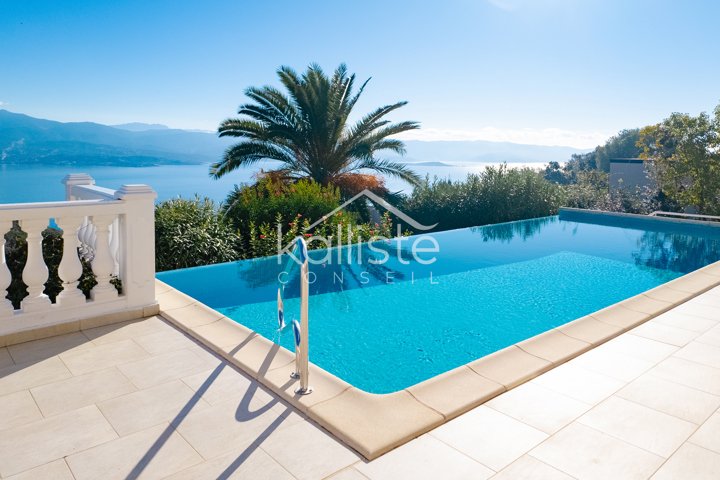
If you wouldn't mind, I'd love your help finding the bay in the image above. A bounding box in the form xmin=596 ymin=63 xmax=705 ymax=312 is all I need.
xmin=0 ymin=161 xmax=544 ymax=204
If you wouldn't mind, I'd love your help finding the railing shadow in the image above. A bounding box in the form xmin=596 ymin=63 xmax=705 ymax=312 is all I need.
xmin=0 ymin=318 xmax=298 ymax=480
xmin=125 ymin=331 xmax=298 ymax=480
xmin=213 ymin=342 xmax=300 ymax=478
xmin=217 ymin=406 xmax=293 ymax=480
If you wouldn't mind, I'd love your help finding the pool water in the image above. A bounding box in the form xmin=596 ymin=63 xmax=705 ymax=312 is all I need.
xmin=158 ymin=211 xmax=720 ymax=393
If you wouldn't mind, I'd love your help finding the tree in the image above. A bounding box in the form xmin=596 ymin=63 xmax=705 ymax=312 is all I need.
xmin=566 ymin=129 xmax=641 ymax=172
xmin=211 ymin=64 xmax=421 ymax=195
xmin=638 ymin=105 xmax=720 ymax=214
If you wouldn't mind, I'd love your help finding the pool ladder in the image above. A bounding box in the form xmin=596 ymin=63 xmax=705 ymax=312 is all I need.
xmin=287 ymin=237 xmax=312 ymax=395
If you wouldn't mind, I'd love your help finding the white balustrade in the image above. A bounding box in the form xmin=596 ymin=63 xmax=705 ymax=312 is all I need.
xmin=90 ymin=214 xmax=118 ymax=301
xmin=55 ymin=216 xmax=86 ymax=307
xmin=0 ymin=220 xmax=13 ymax=317
xmin=0 ymin=174 xmax=158 ymax=336
xmin=110 ymin=217 xmax=120 ymax=276
xmin=20 ymin=219 xmax=52 ymax=312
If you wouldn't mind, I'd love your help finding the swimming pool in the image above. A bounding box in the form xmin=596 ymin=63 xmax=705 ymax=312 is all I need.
xmin=158 ymin=210 xmax=720 ymax=393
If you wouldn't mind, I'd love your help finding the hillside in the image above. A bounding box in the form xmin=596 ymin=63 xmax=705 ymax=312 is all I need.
xmin=0 ymin=110 xmax=231 ymax=166
xmin=0 ymin=110 xmax=589 ymax=168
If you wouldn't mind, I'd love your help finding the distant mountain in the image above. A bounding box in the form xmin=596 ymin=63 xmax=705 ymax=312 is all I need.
xmin=0 ymin=110 xmax=231 ymax=166
xmin=111 ymin=122 xmax=171 ymax=132
xmin=395 ymin=140 xmax=588 ymax=165
xmin=0 ymin=110 xmax=590 ymax=168
xmin=408 ymin=161 xmax=453 ymax=167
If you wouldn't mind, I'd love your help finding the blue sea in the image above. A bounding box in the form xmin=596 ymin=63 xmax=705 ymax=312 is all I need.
xmin=0 ymin=161 xmax=543 ymax=204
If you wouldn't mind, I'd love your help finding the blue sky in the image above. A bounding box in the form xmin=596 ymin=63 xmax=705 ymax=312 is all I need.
xmin=1 ymin=0 xmax=719 ymax=148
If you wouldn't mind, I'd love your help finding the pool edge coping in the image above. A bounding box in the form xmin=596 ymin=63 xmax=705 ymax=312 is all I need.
xmin=156 ymin=259 xmax=720 ymax=460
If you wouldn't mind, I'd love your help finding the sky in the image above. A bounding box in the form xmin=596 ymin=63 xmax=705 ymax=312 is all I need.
xmin=1 ymin=0 xmax=719 ymax=149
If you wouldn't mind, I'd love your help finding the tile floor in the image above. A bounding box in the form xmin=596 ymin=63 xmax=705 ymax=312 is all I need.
xmin=1 ymin=286 xmax=720 ymax=479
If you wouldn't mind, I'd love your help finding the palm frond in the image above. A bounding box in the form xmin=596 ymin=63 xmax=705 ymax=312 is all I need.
xmin=215 ymin=63 xmax=421 ymax=191
xmin=349 ymin=158 xmax=422 ymax=186
xmin=210 ymin=142 xmax=295 ymax=179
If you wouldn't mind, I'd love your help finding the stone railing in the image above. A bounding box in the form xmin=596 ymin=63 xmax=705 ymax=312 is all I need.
xmin=0 ymin=174 xmax=157 ymax=338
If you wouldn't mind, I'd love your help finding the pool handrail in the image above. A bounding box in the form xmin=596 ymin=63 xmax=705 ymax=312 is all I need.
xmin=291 ymin=237 xmax=313 ymax=395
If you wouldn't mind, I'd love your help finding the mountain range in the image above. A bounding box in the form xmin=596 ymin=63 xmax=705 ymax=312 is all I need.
xmin=0 ymin=110 xmax=588 ymax=167
xmin=0 ymin=110 xmax=232 ymax=166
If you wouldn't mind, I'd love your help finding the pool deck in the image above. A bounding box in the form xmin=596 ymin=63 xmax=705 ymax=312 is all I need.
xmin=0 ymin=287 xmax=719 ymax=478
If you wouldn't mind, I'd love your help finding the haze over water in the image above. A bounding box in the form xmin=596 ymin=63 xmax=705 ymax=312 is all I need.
xmin=0 ymin=161 xmax=544 ymax=204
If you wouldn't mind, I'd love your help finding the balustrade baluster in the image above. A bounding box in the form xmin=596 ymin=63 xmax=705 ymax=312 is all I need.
xmin=90 ymin=215 xmax=118 ymax=301
xmin=0 ymin=221 xmax=14 ymax=316
xmin=20 ymin=219 xmax=51 ymax=312
xmin=110 ymin=217 xmax=120 ymax=276
xmin=55 ymin=216 xmax=86 ymax=307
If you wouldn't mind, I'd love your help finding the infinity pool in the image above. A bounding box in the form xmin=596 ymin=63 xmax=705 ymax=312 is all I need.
xmin=158 ymin=210 xmax=720 ymax=393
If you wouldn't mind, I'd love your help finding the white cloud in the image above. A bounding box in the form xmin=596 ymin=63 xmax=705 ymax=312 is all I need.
xmin=0 ymin=101 xmax=5 ymax=107
xmin=396 ymin=127 xmax=610 ymax=149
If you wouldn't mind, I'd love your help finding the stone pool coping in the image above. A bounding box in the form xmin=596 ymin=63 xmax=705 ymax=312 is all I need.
xmin=157 ymin=258 xmax=720 ymax=460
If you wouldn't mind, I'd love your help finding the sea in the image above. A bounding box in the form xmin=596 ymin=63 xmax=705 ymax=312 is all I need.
xmin=0 ymin=161 xmax=545 ymax=204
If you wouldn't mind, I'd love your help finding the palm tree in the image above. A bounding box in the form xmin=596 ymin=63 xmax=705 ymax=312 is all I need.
xmin=211 ymin=63 xmax=421 ymax=193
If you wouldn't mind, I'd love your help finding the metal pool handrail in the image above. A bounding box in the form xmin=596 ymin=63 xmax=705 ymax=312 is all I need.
xmin=284 ymin=237 xmax=312 ymax=395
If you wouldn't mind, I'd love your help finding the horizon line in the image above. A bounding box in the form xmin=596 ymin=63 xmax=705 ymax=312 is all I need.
xmin=1 ymin=107 xmax=603 ymax=150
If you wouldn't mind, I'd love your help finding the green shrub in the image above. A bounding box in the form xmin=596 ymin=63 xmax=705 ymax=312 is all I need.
xmin=222 ymin=178 xmax=341 ymax=231
xmin=245 ymin=210 xmax=396 ymax=258
xmin=400 ymin=165 xmax=564 ymax=232
xmin=155 ymin=197 xmax=244 ymax=271
xmin=562 ymin=170 xmax=665 ymax=214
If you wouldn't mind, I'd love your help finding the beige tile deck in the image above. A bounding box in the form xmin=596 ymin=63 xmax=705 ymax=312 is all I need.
xmin=0 ymin=390 xmax=43 ymax=431
xmin=430 ymin=406 xmax=548 ymax=471
xmin=0 ymin=347 xmax=13 ymax=370
xmin=163 ymin=448 xmax=296 ymax=480
xmin=0 ymin=405 xmax=117 ymax=477
xmin=530 ymin=361 xmax=625 ymax=405
xmin=490 ymin=455 xmax=574 ymax=480
xmin=650 ymin=443 xmax=720 ymax=480
xmin=0 ymin=357 xmax=72 ymax=396
xmin=354 ymin=434 xmax=494 ymax=480
xmin=5 ymin=459 xmax=75 ymax=480
xmin=529 ymin=422 xmax=665 ymax=480
xmin=689 ymin=410 xmax=720 ymax=454
xmin=116 ymin=348 xmax=218 ymax=390
xmin=1 ymin=286 xmax=720 ymax=478
xmin=577 ymin=396 xmax=697 ymax=457
xmin=97 ymin=379 xmax=212 ymax=436
xmin=59 ymin=339 xmax=150 ymax=376
xmin=616 ymin=374 xmax=720 ymax=424
xmin=697 ymin=323 xmax=720 ymax=348
xmin=65 ymin=423 xmax=203 ymax=480
xmin=30 ymin=367 xmax=137 ymax=417
xmin=6 ymin=332 xmax=91 ymax=365
xmin=485 ymin=381 xmax=592 ymax=434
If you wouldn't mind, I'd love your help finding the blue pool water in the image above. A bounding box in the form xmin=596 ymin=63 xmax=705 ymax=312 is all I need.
xmin=158 ymin=211 xmax=720 ymax=393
